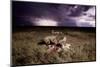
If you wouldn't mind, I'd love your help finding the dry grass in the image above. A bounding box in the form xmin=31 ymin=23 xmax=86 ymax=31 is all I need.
xmin=12 ymin=28 xmax=96 ymax=66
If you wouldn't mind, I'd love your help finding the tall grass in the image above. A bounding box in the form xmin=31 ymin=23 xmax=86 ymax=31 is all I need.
xmin=12 ymin=29 xmax=96 ymax=65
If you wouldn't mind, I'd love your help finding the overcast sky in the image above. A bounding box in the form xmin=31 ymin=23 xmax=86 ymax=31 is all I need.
xmin=12 ymin=1 xmax=96 ymax=27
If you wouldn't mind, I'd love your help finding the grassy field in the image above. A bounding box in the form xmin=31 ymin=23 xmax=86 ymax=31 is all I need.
xmin=12 ymin=27 xmax=96 ymax=66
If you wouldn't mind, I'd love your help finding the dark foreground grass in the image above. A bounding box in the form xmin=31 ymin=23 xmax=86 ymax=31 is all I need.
xmin=12 ymin=27 xmax=96 ymax=66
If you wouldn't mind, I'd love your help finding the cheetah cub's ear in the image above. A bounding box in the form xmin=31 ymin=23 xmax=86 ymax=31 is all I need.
xmin=59 ymin=36 xmax=67 ymax=44
xmin=62 ymin=36 xmax=67 ymax=42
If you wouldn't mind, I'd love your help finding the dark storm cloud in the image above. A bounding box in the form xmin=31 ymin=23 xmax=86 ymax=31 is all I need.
xmin=12 ymin=1 xmax=96 ymax=27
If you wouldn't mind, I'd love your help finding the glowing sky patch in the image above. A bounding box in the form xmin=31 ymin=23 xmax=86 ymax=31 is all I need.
xmin=34 ymin=18 xmax=58 ymax=26
xmin=68 ymin=7 xmax=95 ymax=27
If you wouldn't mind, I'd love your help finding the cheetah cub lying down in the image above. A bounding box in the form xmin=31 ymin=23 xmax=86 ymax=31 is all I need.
xmin=38 ymin=31 xmax=71 ymax=53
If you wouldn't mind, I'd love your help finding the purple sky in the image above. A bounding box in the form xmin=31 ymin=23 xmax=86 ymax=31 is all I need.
xmin=13 ymin=1 xmax=96 ymax=27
